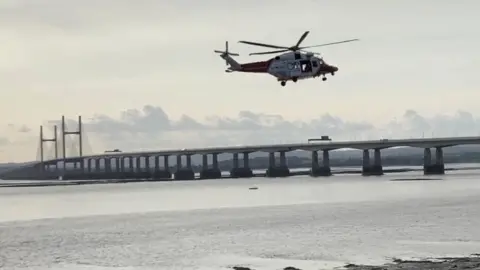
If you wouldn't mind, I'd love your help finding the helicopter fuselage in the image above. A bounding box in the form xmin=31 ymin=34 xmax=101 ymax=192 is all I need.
xmin=216 ymin=31 xmax=357 ymax=86
xmin=225 ymin=51 xmax=338 ymax=86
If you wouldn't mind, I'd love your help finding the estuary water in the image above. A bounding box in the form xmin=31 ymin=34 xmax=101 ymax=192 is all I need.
xmin=1 ymin=165 xmax=480 ymax=269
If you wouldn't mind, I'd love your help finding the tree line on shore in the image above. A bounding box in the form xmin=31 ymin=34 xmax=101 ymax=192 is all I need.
xmin=189 ymin=151 xmax=480 ymax=172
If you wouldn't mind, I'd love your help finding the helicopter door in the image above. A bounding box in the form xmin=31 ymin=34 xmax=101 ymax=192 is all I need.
xmin=300 ymin=60 xmax=312 ymax=73
xmin=287 ymin=60 xmax=302 ymax=78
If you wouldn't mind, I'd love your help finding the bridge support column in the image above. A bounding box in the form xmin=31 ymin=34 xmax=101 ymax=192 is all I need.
xmin=152 ymin=155 xmax=172 ymax=180
xmin=135 ymin=157 xmax=141 ymax=174
xmin=143 ymin=156 xmax=151 ymax=179
xmin=362 ymin=149 xmax=383 ymax=176
xmin=120 ymin=157 xmax=125 ymax=174
xmin=372 ymin=149 xmax=384 ymax=175
xmin=310 ymin=150 xmax=332 ymax=177
xmin=424 ymin=147 xmax=445 ymax=175
xmin=266 ymin=151 xmax=290 ymax=177
xmin=84 ymin=158 xmax=91 ymax=179
xmin=134 ymin=156 xmax=147 ymax=179
xmin=164 ymin=155 xmax=170 ymax=171
xmin=87 ymin=159 xmax=92 ymax=174
xmin=200 ymin=153 xmax=222 ymax=179
xmin=122 ymin=156 xmax=134 ymax=180
xmin=154 ymin=155 xmax=159 ymax=172
xmin=103 ymin=158 xmax=112 ymax=181
xmin=230 ymin=152 xmax=254 ymax=178
xmin=174 ymin=154 xmax=195 ymax=180
xmin=111 ymin=157 xmax=123 ymax=180
xmin=128 ymin=157 xmax=133 ymax=173
xmin=95 ymin=159 xmax=101 ymax=179
xmin=232 ymin=153 xmax=239 ymax=168
xmin=117 ymin=157 xmax=128 ymax=179
xmin=361 ymin=150 xmax=370 ymax=176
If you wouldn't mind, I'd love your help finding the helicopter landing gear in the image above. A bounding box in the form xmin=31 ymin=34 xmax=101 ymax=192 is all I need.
xmin=331 ymin=72 xmax=335 ymax=76
xmin=322 ymin=76 xmax=327 ymax=81
xmin=292 ymin=77 xmax=298 ymax=83
xmin=280 ymin=81 xmax=286 ymax=86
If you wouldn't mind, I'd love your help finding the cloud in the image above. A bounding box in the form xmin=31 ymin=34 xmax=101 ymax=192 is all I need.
xmin=7 ymin=123 xmax=31 ymax=133
xmin=0 ymin=137 xmax=9 ymax=146
xmin=41 ymin=105 xmax=480 ymax=154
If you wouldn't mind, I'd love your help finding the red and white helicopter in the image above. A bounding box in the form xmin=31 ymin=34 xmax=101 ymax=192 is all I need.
xmin=215 ymin=31 xmax=358 ymax=86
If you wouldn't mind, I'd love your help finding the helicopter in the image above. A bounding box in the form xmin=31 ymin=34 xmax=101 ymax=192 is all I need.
xmin=214 ymin=31 xmax=359 ymax=86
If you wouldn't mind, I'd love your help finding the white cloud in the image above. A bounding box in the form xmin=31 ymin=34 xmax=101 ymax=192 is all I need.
xmin=36 ymin=105 xmax=480 ymax=157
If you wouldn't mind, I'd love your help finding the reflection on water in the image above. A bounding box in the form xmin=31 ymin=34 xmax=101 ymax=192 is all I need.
xmin=1 ymin=166 xmax=480 ymax=269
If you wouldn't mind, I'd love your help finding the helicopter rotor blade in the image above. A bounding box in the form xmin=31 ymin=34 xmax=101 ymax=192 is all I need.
xmin=249 ymin=49 xmax=290 ymax=56
xmin=299 ymin=39 xmax=359 ymax=49
xmin=238 ymin=40 xmax=288 ymax=50
xmin=300 ymin=50 xmax=321 ymax=56
xmin=225 ymin=41 xmax=228 ymax=65
xmin=295 ymin=31 xmax=310 ymax=48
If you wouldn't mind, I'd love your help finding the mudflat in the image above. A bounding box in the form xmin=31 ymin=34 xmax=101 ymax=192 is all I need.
xmin=344 ymin=255 xmax=480 ymax=270
xmin=231 ymin=255 xmax=480 ymax=270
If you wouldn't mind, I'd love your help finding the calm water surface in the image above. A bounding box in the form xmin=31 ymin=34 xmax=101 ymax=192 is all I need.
xmin=1 ymin=166 xmax=480 ymax=269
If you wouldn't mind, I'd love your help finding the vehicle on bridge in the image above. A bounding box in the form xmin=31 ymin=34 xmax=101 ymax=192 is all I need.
xmin=104 ymin=149 xmax=122 ymax=153
xmin=214 ymin=31 xmax=359 ymax=86
xmin=308 ymin=136 xmax=332 ymax=142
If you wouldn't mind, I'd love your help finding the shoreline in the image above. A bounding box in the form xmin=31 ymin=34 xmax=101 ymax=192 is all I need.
xmin=231 ymin=255 xmax=480 ymax=270
xmin=1 ymin=166 xmax=479 ymax=189
xmin=344 ymin=255 xmax=480 ymax=270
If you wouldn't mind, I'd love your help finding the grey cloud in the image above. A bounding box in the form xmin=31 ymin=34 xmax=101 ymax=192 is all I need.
xmin=7 ymin=123 xmax=31 ymax=133
xmin=40 ymin=105 xmax=480 ymax=152
xmin=0 ymin=137 xmax=9 ymax=145
xmin=18 ymin=125 xmax=31 ymax=133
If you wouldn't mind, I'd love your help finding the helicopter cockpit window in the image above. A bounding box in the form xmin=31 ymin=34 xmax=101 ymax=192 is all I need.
xmin=300 ymin=60 xmax=312 ymax=73
xmin=312 ymin=61 xmax=318 ymax=67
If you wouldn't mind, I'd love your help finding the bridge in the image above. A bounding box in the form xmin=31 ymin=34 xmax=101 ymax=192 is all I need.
xmin=2 ymin=115 xmax=480 ymax=180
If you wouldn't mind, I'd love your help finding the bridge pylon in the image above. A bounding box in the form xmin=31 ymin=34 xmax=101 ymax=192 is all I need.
xmin=39 ymin=124 xmax=58 ymax=171
xmin=61 ymin=115 xmax=84 ymax=160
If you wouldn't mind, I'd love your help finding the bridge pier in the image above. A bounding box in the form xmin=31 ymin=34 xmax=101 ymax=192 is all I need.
xmin=119 ymin=156 xmax=132 ymax=179
xmin=230 ymin=152 xmax=254 ymax=178
xmin=199 ymin=153 xmax=222 ymax=179
xmin=424 ymin=147 xmax=445 ymax=175
xmin=174 ymin=154 xmax=195 ymax=180
xmin=126 ymin=156 xmax=135 ymax=178
xmin=266 ymin=151 xmax=290 ymax=177
xmin=362 ymin=149 xmax=384 ymax=176
xmin=310 ymin=150 xmax=332 ymax=176
xmin=118 ymin=156 xmax=129 ymax=179
xmin=152 ymin=155 xmax=172 ymax=180
xmin=110 ymin=157 xmax=123 ymax=179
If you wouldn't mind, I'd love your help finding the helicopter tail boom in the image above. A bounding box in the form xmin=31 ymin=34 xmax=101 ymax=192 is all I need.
xmin=214 ymin=41 xmax=241 ymax=70
xmin=221 ymin=54 xmax=242 ymax=71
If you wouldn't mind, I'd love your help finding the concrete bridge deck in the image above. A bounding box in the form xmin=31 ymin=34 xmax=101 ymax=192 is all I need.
xmin=3 ymin=136 xmax=480 ymax=181
xmin=44 ymin=136 xmax=480 ymax=162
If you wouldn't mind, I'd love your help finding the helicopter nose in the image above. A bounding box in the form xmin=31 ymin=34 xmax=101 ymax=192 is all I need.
xmin=332 ymin=66 xmax=338 ymax=72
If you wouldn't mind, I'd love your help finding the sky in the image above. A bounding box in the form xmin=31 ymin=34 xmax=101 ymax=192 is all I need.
xmin=1 ymin=0 xmax=480 ymax=162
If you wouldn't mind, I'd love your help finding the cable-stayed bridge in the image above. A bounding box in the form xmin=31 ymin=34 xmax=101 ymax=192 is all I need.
xmin=35 ymin=116 xmax=94 ymax=163
xmin=2 ymin=115 xmax=480 ymax=181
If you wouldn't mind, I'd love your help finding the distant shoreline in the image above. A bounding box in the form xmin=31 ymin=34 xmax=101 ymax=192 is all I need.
xmin=1 ymin=165 xmax=480 ymax=189
xmin=230 ymin=255 xmax=480 ymax=270
xmin=343 ymin=255 xmax=480 ymax=270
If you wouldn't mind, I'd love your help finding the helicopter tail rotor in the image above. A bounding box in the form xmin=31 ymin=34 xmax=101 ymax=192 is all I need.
xmin=214 ymin=41 xmax=239 ymax=65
